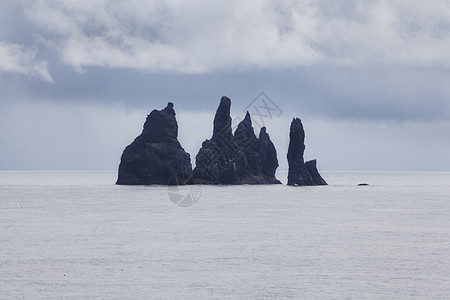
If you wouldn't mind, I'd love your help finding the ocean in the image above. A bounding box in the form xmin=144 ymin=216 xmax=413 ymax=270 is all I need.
xmin=1 ymin=171 xmax=449 ymax=299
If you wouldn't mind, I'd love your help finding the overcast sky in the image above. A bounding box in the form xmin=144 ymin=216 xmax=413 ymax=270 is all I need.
xmin=1 ymin=0 xmax=450 ymax=171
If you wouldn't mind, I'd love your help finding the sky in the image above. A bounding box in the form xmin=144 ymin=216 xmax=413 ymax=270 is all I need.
xmin=1 ymin=0 xmax=450 ymax=171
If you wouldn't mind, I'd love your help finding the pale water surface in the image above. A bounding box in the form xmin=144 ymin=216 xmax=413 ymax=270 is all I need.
xmin=1 ymin=171 xmax=449 ymax=299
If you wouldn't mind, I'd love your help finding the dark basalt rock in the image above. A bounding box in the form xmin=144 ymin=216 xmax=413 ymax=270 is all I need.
xmin=116 ymin=102 xmax=192 ymax=185
xmin=234 ymin=112 xmax=281 ymax=184
xmin=234 ymin=112 xmax=260 ymax=177
xmin=191 ymin=97 xmax=247 ymax=184
xmin=191 ymin=96 xmax=281 ymax=184
xmin=287 ymin=118 xmax=327 ymax=186
xmin=258 ymin=127 xmax=281 ymax=184
xmin=212 ymin=96 xmax=233 ymax=145
xmin=305 ymin=159 xmax=327 ymax=185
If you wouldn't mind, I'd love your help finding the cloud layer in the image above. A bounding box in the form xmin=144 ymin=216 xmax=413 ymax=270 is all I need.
xmin=20 ymin=0 xmax=450 ymax=73
xmin=0 ymin=42 xmax=53 ymax=82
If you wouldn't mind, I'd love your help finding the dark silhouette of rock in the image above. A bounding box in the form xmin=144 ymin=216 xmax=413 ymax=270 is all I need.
xmin=287 ymin=118 xmax=312 ymax=185
xmin=234 ymin=111 xmax=260 ymax=177
xmin=305 ymin=159 xmax=327 ymax=185
xmin=258 ymin=127 xmax=281 ymax=183
xmin=234 ymin=112 xmax=281 ymax=184
xmin=191 ymin=97 xmax=247 ymax=184
xmin=116 ymin=102 xmax=192 ymax=185
xmin=287 ymin=118 xmax=327 ymax=186
xmin=212 ymin=96 xmax=233 ymax=144
xmin=192 ymin=96 xmax=281 ymax=184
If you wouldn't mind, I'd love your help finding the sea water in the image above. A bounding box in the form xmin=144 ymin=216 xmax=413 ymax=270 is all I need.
xmin=0 ymin=171 xmax=449 ymax=299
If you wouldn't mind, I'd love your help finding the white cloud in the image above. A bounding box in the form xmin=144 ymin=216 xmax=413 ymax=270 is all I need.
xmin=0 ymin=42 xmax=53 ymax=82
xmin=314 ymin=0 xmax=450 ymax=66
xmin=60 ymin=35 xmax=188 ymax=72
xmin=23 ymin=0 xmax=450 ymax=73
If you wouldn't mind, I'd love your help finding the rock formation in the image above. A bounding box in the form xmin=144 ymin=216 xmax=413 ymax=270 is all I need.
xmin=191 ymin=96 xmax=281 ymax=184
xmin=116 ymin=102 xmax=192 ymax=185
xmin=287 ymin=118 xmax=327 ymax=186
xmin=116 ymin=97 xmax=327 ymax=187
xmin=258 ymin=127 xmax=280 ymax=183
xmin=234 ymin=112 xmax=281 ymax=184
xmin=305 ymin=159 xmax=327 ymax=185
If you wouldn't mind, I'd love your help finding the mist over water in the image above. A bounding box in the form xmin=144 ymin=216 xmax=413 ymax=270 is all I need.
xmin=1 ymin=171 xmax=450 ymax=299
xmin=2 ymin=101 xmax=450 ymax=171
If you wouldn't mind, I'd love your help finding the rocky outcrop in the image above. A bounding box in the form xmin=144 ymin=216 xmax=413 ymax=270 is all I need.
xmin=305 ymin=159 xmax=327 ymax=185
xmin=116 ymin=98 xmax=326 ymax=187
xmin=258 ymin=127 xmax=280 ymax=183
xmin=234 ymin=112 xmax=281 ymax=184
xmin=191 ymin=96 xmax=281 ymax=184
xmin=287 ymin=118 xmax=327 ymax=186
xmin=116 ymin=102 xmax=192 ymax=185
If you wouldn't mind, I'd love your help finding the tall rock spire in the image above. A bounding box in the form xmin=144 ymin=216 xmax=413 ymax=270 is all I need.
xmin=258 ymin=126 xmax=280 ymax=183
xmin=287 ymin=118 xmax=327 ymax=186
xmin=212 ymin=96 xmax=233 ymax=144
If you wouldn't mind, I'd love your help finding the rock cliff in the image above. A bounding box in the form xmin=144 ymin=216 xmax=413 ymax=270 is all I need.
xmin=116 ymin=103 xmax=192 ymax=185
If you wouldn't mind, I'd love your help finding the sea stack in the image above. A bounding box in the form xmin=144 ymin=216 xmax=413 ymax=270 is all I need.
xmin=234 ymin=112 xmax=281 ymax=184
xmin=287 ymin=118 xmax=327 ymax=186
xmin=192 ymin=96 xmax=281 ymax=184
xmin=116 ymin=102 xmax=192 ymax=185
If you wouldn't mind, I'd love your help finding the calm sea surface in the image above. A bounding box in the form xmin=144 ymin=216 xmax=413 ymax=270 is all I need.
xmin=1 ymin=171 xmax=449 ymax=299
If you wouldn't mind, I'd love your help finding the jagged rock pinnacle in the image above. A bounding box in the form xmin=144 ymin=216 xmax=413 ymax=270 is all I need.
xmin=287 ymin=118 xmax=327 ymax=186
xmin=212 ymin=96 xmax=233 ymax=144
xmin=192 ymin=96 xmax=280 ymax=184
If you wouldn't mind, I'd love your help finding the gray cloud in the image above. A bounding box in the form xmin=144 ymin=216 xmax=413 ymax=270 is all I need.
xmin=17 ymin=0 xmax=450 ymax=72
xmin=0 ymin=42 xmax=53 ymax=82
xmin=3 ymin=66 xmax=449 ymax=122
